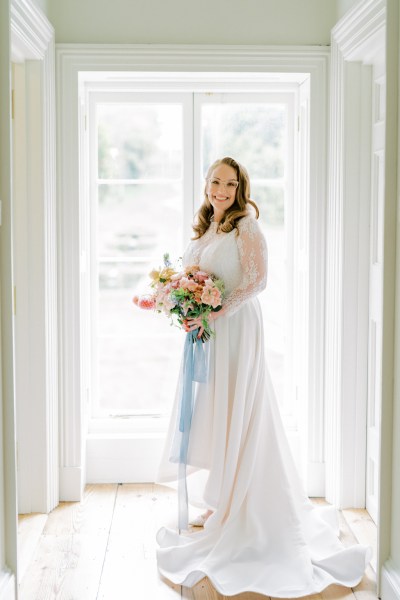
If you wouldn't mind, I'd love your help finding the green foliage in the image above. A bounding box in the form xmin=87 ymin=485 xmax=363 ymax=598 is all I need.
xmin=97 ymin=101 xmax=287 ymax=229
xmin=97 ymin=104 xmax=181 ymax=180
xmin=202 ymin=104 xmax=286 ymax=180
xmin=254 ymin=186 xmax=285 ymax=226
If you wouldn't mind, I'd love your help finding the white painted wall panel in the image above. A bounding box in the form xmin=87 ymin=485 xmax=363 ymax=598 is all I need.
xmin=0 ymin=0 xmax=18 ymax=593
xmin=379 ymin=0 xmax=400 ymax=596
xmin=387 ymin=0 xmax=400 ymax=577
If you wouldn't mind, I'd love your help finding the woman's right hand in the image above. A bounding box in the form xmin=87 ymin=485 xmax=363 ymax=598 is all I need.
xmin=183 ymin=311 xmax=219 ymax=339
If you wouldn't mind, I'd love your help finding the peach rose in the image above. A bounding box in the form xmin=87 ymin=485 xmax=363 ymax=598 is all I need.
xmin=201 ymin=285 xmax=221 ymax=308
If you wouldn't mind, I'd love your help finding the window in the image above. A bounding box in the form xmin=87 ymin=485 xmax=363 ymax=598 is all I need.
xmin=89 ymin=95 xmax=191 ymax=419
xmin=85 ymin=85 xmax=296 ymax=434
xmin=196 ymin=93 xmax=293 ymax=413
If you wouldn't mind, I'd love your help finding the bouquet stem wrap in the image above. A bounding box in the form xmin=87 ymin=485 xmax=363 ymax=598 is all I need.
xmin=176 ymin=331 xmax=208 ymax=531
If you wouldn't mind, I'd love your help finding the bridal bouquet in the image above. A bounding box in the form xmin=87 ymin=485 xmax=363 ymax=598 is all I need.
xmin=132 ymin=253 xmax=224 ymax=342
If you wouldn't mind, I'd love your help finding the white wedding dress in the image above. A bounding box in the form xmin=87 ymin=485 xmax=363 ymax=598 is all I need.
xmin=155 ymin=215 xmax=371 ymax=597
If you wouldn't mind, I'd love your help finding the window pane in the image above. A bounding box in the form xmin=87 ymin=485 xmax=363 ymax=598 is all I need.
xmin=251 ymin=184 xmax=286 ymax=409
xmin=95 ymin=103 xmax=184 ymax=416
xmin=97 ymin=103 xmax=182 ymax=180
xmin=253 ymin=184 xmax=285 ymax=227
xmin=98 ymin=183 xmax=182 ymax=260
xmin=201 ymin=103 xmax=287 ymax=179
xmin=201 ymin=104 xmax=287 ymax=411
xmin=98 ymin=281 xmax=182 ymax=413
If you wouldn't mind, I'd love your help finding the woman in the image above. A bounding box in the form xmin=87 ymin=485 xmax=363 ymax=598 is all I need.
xmin=156 ymin=157 xmax=371 ymax=597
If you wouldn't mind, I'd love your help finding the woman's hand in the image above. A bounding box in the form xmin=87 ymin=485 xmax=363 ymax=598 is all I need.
xmin=183 ymin=315 xmax=206 ymax=339
xmin=183 ymin=312 xmax=218 ymax=339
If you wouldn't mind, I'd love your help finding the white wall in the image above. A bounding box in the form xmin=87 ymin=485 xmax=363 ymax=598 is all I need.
xmin=49 ymin=0 xmax=337 ymax=45
xmin=0 ymin=0 xmax=18 ymax=596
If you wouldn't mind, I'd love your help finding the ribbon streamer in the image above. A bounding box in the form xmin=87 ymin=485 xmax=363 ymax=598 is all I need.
xmin=174 ymin=331 xmax=208 ymax=531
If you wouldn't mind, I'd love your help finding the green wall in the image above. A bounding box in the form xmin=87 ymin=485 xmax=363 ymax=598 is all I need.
xmin=49 ymin=0 xmax=337 ymax=45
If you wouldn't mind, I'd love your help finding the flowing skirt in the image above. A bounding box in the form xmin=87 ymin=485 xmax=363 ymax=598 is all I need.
xmin=155 ymin=298 xmax=371 ymax=597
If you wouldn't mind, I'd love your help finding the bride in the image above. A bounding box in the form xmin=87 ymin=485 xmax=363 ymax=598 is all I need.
xmin=155 ymin=156 xmax=371 ymax=597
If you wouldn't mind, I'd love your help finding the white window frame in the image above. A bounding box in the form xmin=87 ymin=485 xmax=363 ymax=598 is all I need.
xmin=86 ymin=87 xmax=296 ymax=433
xmin=56 ymin=47 xmax=329 ymax=497
xmin=86 ymin=90 xmax=194 ymax=423
xmin=83 ymin=79 xmax=314 ymax=486
xmin=193 ymin=90 xmax=296 ymax=424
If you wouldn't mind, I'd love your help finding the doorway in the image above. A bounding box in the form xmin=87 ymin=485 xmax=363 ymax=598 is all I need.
xmin=10 ymin=5 xmax=58 ymax=519
xmin=57 ymin=51 xmax=329 ymax=503
xmin=79 ymin=75 xmax=313 ymax=489
xmin=324 ymin=6 xmax=386 ymax=528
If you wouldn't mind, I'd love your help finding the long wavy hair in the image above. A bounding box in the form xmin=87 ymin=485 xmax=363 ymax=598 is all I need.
xmin=192 ymin=156 xmax=260 ymax=239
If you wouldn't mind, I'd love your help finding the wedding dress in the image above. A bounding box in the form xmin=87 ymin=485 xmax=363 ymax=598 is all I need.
xmin=155 ymin=214 xmax=371 ymax=597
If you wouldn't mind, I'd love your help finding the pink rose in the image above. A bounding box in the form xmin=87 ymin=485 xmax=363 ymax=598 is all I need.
xmin=201 ymin=285 xmax=222 ymax=308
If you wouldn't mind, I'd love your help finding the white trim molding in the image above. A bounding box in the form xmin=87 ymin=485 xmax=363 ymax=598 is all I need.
xmin=11 ymin=0 xmax=59 ymax=514
xmin=11 ymin=0 xmax=51 ymax=60
xmin=0 ymin=569 xmax=16 ymax=600
xmin=325 ymin=0 xmax=385 ymax=508
xmin=56 ymin=43 xmax=329 ymax=500
xmin=381 ymin=561 xmax=400 ymax=600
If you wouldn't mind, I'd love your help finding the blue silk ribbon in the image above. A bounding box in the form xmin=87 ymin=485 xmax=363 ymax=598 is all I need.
xmin=175 ymin=331 xmax=208 ymax=531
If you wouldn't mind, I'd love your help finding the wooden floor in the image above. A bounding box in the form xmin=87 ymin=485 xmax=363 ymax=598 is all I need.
xmin=18 ymin=484 xmax=377 ymax=600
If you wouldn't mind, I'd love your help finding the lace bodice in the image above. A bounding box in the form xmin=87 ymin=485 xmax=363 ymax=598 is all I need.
xmin=182 ymin=215 xmax=268 ymax=317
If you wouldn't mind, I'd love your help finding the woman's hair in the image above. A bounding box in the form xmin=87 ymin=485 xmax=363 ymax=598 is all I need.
xmin=192 ymin=156 xmax=260 ymax=239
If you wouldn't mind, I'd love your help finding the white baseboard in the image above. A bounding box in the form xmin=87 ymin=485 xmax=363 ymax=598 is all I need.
xmin=59 ymin=466 xmax=84 ymax=501
xmin=381 ymin=561 xmax=400 ymax=600
xmin=0 ymin=570 xmax=16 ymax=600
xmin=86 ymin=435 xmax=165 ymax=483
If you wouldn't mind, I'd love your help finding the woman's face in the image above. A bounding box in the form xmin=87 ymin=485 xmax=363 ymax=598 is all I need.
xmin=206 ymin=164 xmax=238 ymax=216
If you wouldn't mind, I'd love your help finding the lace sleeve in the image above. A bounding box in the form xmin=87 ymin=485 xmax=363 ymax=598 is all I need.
xmin=218 ymin=216 xmax=268 ymax=318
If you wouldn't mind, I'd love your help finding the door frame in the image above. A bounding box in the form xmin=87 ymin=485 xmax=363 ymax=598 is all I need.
xmin=56 ymin=45 xmax=329 ymax=500
xmin=0 ymin=0 xmax=57 ymax=593
xmin=10 ymin=0 xmax=58 ymax=515
xmin=83 ymin=86 xmax=300 ymax=484
xmin=325 ymin=0 xmax=395 ymax=593
xmin=325 ymin=0 xmax=385 ymax=508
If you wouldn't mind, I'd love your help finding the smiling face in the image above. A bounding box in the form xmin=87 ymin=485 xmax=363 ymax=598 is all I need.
xmin=206 ymin=163 xmax=238 ymax=220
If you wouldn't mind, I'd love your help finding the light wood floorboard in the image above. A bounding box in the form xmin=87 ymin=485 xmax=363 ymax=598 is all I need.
xmin=18 ymin=512 xmax=48 ymax=583
xmin=18 ymin=484 xmax=117 ymax=600
xmin=18 ymin=484 xmax=377 ymax=600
